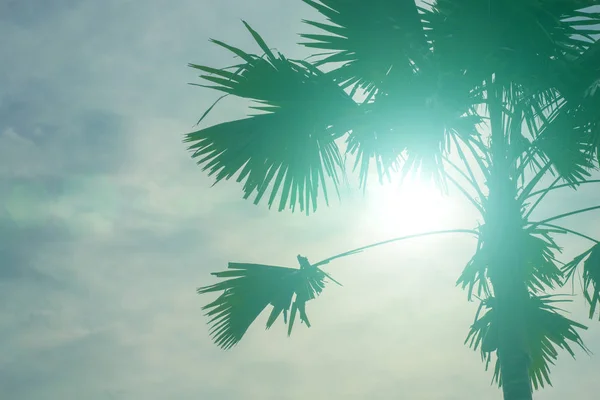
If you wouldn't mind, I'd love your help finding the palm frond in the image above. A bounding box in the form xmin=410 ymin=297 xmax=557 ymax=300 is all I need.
xmin=344 ymin=101 xmax=405 ymax=188
xmin=296 ymin=1 xmax=489 ymax=189
xmin=424 ymin=0 xmax=599 ymax=83
xmin=314 ymin=228 xmax=479 ymax=267
xmin=198 ymin=255 xmax=340 ymax=350
xmin=502 ymin=82 xmax=596 ymax=189
xmin=548 ymin=37 xmax=600 ymax=167
xmin=562 ymin=243 xmax=600 ymax=319
xmin=456 ymin=231 xmax=492 ymax=300
xmin=466 ymin=294 xmax=589 ymax=389
xmin=458 ymin=222 xmax=564 ymax=301
xmin=529 ymin=205 xmax=600 ymax=231
xmin=521 ymin=227 xmax=564 ymax=292
xmin=344 ymin=69 xmax=483 ymax=188
xmin=299 ymin=0 xmax=430 ymax=96
xmin=525 ymin=178 xmax=600 ymax=199
xmin=530 ymin=103 xmax=596 ymax=185
xmin=185 ymin=22 xmax=358 ymax=214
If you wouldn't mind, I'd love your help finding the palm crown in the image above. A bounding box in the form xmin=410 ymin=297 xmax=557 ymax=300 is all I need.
xmin=184 ymin=1 xmax=600 ymax=399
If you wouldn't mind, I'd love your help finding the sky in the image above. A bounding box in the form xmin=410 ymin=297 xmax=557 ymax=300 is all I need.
xmin=1 ymin=1 xmax=599 ymax=399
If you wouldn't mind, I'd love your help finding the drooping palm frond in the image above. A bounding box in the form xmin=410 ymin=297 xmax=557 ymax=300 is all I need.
xmin=457 ymin=224 xmax=563 ymax=301
xmin=562 ymin=243 xmax=600 ymax=319
xmin=198 ymin=255 xmax=340 ymax=350
xmin=466 ymin=294 xmax=589 ymax=390
xmin=456 ymin=231 xmax=491 ymax=300
xmin=518 ymin=228 xmax=564 ymax=292
xmin=185 ymin=22 xmax=358 ymax=214
xmin=299 ymin=0 xmax=431 ymax=98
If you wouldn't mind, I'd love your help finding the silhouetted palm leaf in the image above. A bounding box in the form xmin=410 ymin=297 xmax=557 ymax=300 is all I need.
xmin=424 ymin=0 xmax=599 ymax=83
xmin=185 ymin=22 xmax=357 ymax=214
xmin=299 ymin=1 xmax=484 ymax=187
xmin=528 ymin=102 xmax=596 ymax=185
xmin=562 ymin=243 xmax=600 ymax=319
xmin=299 ymin=0 xmax=430 ymax=97
xmin=345 ymin=69 xmax=483 ymax=187
xmin=545 ymin=39 xmax=600 ymax=168
xmin=466 ymin=294 xmax=588 ymax=389
xmin=198 ymin=256 xmax=340 ymax=350
xmin=457 ymin=222 xmax=563 ymax=301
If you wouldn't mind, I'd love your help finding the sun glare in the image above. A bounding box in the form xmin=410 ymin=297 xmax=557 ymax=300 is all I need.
xmin=365 ymin=175 xmax=457 ymax=236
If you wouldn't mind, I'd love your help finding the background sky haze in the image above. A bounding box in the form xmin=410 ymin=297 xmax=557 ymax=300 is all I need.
xmin=1 ymin=1 xmax=599 ymax=399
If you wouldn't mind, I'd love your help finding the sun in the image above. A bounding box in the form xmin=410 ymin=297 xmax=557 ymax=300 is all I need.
xmin=364 ymin=175 xmax=457 ymax=235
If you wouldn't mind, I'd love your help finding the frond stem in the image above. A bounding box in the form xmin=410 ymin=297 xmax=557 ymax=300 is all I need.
xmin=444 ymin=172 xmax=485 ymax=215
xmin=534 ymin=222 xmax=599 ymax=244
xmin=449 ymin=134 xmax=487 ymax=201
xmin=525 ymin=180 xmax=600 ymax=199
xmin=312 ymin=229 xmax=479 ymax=267
xmin=524 ymin=176 xmax=561 ymax=220
xmin=528 ymin=205 xmax=600 ymax=231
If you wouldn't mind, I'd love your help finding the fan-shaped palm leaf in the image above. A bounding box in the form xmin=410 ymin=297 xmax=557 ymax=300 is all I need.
xmin=299 ymin=0 xmax=430 ymax=97
xmin=198 ymin=255 xmax=340 ymax=350
xmin=562 ymin=243 xmax=600 ymax=319
xmin=466 ymin=294 xmax=589 ymax=389
xmin=299 ymin=1 xmax=486 ymax=187
xmin=424 ymin=0 xmax=599 ymax=83
xmin=524 ymin=99 xmax=596 ymax=185
xmin=508 ymin=10 xmax=600 ymax=176
xmin=543 ymin=39 xmax=600 ymax=168
xmin=185 ymin=22 xmax=357 ymax=214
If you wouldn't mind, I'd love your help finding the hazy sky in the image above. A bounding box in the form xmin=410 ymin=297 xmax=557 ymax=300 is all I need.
xmin=1 ymin=1 xmax=599 ymax=399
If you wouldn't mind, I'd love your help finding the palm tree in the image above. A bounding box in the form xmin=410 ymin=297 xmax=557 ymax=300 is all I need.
xmin=183 ymin=1 xmax=600 ymax=399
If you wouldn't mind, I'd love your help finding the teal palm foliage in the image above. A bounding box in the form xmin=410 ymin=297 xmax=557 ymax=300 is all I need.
xmin=197 ymin=256 xmax=341 ymax=349
xmin=183 ymin=1 xmax=600 ymax=399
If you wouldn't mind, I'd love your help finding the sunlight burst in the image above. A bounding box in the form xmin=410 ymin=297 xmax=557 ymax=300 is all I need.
xmin=365 ymin=176 xmax=457 ymax=235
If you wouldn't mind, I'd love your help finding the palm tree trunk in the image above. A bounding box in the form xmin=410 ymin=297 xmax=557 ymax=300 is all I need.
xmin=498 ymin=339 xmax=533 ymax=400
xmin=494 ymin=279 xmax=533 ymax=400
xmin=485 ymin=199 xmax=533 ymax=400
xmin=487 ymin=75 xmax=533 ymax=400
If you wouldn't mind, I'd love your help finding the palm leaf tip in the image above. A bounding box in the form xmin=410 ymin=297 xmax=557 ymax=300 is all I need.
xmin=197 ymin=257 xmax=339 ymax=349
xmin=581 ymin=243 xmax=600 ymax=319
